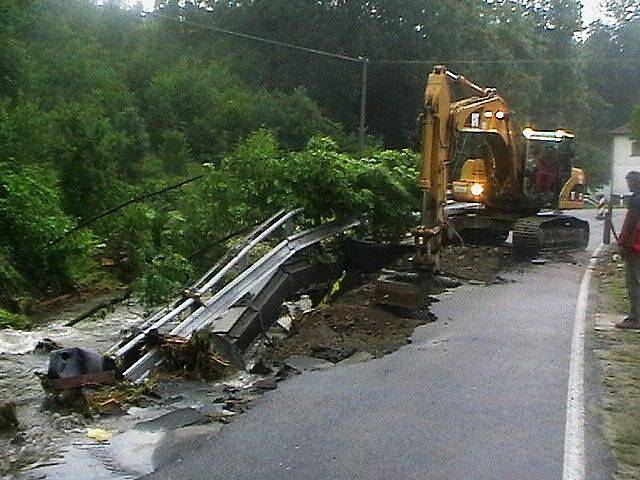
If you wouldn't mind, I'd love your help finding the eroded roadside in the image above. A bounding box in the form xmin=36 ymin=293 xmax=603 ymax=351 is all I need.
xmin=0 ymin=244 xmax=520 ymax=479
xmin=258 ymin=245 xmax=517 ymax=367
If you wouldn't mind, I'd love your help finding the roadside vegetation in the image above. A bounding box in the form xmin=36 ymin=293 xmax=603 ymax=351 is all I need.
xmin=596 ymin=251 xmax=640 ymax=479
xmin=0 ymin=0 xmax=638 ymax=327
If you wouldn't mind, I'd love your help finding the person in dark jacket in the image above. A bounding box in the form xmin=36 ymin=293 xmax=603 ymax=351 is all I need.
xmin=616 ymin=171 xmax=640 ymax=329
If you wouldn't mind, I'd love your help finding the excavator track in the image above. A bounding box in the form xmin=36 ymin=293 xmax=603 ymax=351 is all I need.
xmin=512 ymin=215 xmax=589 ymax=254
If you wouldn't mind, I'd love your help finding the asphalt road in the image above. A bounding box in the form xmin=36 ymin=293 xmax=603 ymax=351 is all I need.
xmin=148 ymin=210 xmax=615 ymax=480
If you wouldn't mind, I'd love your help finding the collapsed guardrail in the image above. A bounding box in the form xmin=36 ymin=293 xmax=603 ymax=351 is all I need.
xmin=108 ymin=209 xmax=301 ymax=361
xmin=107 ymin=211 xmax=358 ymax=383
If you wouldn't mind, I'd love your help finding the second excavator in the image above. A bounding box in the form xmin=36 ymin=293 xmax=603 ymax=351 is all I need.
xmin=414 ymin=66 xmax=589 ymax=267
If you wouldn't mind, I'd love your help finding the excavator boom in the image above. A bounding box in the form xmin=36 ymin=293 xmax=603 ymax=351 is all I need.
xmin=416 ymin=66 xmax=589 ymax=265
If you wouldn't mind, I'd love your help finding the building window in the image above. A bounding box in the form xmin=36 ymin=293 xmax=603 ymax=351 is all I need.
xmin=633 ymin=140 xmax=640 ymax=157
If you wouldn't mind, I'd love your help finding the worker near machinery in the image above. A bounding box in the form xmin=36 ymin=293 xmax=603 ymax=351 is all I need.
xmin=534 ymin=151 xmax=558 ymax=194
xmin=616 ymin=171 xmax=640 ymax=329
xmin=596 ymin=195 xmax=607 ymax=220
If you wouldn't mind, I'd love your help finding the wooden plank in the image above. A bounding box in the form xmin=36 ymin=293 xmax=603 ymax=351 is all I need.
xmin=50 ymin=370 xmax=117 ymax=390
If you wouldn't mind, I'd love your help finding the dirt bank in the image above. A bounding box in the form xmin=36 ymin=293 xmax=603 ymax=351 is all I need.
xmin=263 ymin=245 xmax=517 ymax=365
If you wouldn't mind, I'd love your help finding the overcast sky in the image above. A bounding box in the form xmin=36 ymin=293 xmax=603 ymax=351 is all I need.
xmin=581 ymin=0 xmax=605 ymax=24
xmin=129 ymin=0 xmax=607 ymax=25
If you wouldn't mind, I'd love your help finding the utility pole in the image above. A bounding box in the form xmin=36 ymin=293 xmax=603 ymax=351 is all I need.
xmin=358 ymin=57 xmax=369 ymax=147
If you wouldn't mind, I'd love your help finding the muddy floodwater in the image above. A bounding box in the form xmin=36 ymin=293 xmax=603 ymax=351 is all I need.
xmin=0 ymin=245 xmax=519 ymax=479
xmin=0 ymin=298 xmax=143 ymax=479
xmin=0 ymin=297 xmax=268 ymax=480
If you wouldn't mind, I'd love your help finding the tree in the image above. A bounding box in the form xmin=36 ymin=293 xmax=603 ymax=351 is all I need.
xmin=159 ymin=130 xmax=191 ymax=176
xmin=0 ymin=1 xmax=27 ymax=98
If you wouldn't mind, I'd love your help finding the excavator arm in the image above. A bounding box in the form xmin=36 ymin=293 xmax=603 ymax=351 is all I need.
xmin=415 ymin=68 xmax=451 ymax=268
xmin=416 ymin=66 xmax=523 ymax=267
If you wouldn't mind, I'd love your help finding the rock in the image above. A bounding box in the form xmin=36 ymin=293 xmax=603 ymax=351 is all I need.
xmin=35 ymin=338 xmax=61 ymax=353
xmin=246 ymin=358 xmax=272 ymax=375
xmin=251 ymin=378 xmax=278 ymax=392
xmin=0 ymin=402 xmax=18 ymax=431
xmin=42 ymin=388 xmax=88 ymax=412
xmin=284 ymin=355 xmax=335 ymax=372
xmin=298 ymin=295 xmax=313 ymax=312
xmin=47 ymin=348 xmax=109 ymax=379
xmin=311 ymin=346 xmax=355 ymax=363
xmin=435 ymin=275 xmax=462 ymax=288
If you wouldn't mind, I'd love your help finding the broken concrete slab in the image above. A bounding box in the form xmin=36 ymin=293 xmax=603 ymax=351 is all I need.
xmin=337 ymin=351 xmax=375 ymax=366
xmin=110 ymin=429 xmax=164 ymax=476
xmin=153 ymin=423 xmax=223 ymax=471
xmin=284 ymin=355 xmax=335 ymax=372
xmin=197 ymin=403 xmax=226 ymax=418
xmin=276 ymin=316 xmax=293 ymax=332
xmin=126 ymin=406 xmax=172 ymax=422
xmin=136 ymin=408 xmax=207 ymax=431
xmin=212 ymin=306 xmax=249 ymax=334
xmin=250 ymin=378 xmax=278 ymax=392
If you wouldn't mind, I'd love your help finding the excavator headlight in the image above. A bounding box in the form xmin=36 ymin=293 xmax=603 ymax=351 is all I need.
xmin=495 ymin=111 xmax=505 ymax=120
xmin=470 ymin=183 xmax=484 ymax=196
xmin=483 ymin=111 xmax=493 ymax=118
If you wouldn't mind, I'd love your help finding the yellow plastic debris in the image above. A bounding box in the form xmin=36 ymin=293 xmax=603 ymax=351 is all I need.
xmin=86 ymin=428 xmax=114 ymax=442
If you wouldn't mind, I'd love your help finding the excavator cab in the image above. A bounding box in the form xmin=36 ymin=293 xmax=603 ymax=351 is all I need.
xmin=521 ymin=128 xmax=584 ymax=210
xmin=451 ymin=127 xmax=585 ymax=210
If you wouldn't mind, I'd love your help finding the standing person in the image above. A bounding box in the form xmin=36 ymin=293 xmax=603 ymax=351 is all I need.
xmin=616 ymin=171 xmax=640 ymax=329
xmin=596 ymin=195 xmax=607 ymax=220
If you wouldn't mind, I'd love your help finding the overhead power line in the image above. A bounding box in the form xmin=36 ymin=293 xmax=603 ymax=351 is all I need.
xmin=149 ymin=9 xmax=638 ymax=146
xmin=151 ymin=10 xmax=638 ymax=66
xmin=153 ymin=11 xmax=363 ymax=63
xmin=371 ymin=59 xmax=639 ymax=65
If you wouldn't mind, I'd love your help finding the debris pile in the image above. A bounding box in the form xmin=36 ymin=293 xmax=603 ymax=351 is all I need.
xmin=260 ymin=277 xmax=436 ymax=365
xmin=160 ymin=330 xmax=245 ymax=380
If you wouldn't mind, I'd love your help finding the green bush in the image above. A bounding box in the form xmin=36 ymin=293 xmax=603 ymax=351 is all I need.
xmin=221 ymin=131 xmax=420 ymax=240
xmin=0 ymin=161 xmax=98 ymax=294
xmin=136 ymin=252 xmax=193 ymax=307
xmin=0 ymin=308 xmax=32 ymax=330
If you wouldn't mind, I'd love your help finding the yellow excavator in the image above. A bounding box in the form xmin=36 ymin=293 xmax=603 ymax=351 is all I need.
xmin=414 ymin=66 xmax=589 ymax=267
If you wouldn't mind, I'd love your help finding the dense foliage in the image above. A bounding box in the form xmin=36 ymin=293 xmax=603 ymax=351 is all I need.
xmin=0 ymin=0 xmax=638 ymax=322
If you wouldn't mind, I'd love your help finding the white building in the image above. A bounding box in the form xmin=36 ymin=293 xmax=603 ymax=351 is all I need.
xmin=611 ymin=125 xmax=640 ymax=197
